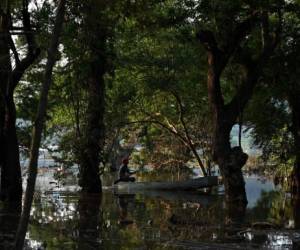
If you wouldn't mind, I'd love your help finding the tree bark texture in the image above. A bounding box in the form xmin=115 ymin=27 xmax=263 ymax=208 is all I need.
xmin=14 ymin=1 xmax=65 ymax=248
xmin=78 ymin=59 xmax=106 ymax=193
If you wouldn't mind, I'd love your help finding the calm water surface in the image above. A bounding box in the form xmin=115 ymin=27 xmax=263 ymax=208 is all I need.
xmin=1 ymin=175 xmax=300 ymax=249
xmin=20 ymin=176 xmax=300 ymax=249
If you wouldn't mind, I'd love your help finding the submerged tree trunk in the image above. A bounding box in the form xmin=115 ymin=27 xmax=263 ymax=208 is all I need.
xmin=208 ymin=67 xmax=248 ymax=205
xmin=225 ymin=198 xmax=246 ymax=226
xmin=14 ymin=1 xmax=65 ymax=248
xmin=214 ymin=125 xmax=248 ymax=205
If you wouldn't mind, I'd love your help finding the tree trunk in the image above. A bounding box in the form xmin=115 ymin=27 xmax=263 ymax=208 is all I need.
xmin=0 ymin=96 xmax=23 ymax=202
xmin=217 ymin=148 xmax=248 ymax=205
xmin=78 ymin=60 xmax=105 ymax=193
xmin=0 ymin=11 xmax=22 ymax=203
xmin=14 ymin=1 xmax=65 ymax=248
xmin=208 ymin=66 xmax=248 ymax=206
xmin=78 ymin=2 xmax=107 ymax=193
xmin=214 ymin=119 xmax=248 ymax=205
xmin=225 ymin=198 xmax=246 ymax=226
xmin=197 ymin=10 xmax=277 ymax=207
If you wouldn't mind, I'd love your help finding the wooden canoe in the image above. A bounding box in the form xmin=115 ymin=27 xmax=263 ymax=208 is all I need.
xmin=113 ymin=176 xmax=218 ymax=192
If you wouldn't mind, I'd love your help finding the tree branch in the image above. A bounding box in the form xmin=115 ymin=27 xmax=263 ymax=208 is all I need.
xmin=196 ymin=30 xmax=225 ymax=111
xmin=7 ymin=33 xmax=20 ymax=65
xmin=171 ymin=90 xmax=207 ymax=176
xmin=123 ymin=119 xmax=189 ymax=145
xmin=10 ymin=0 xmax=40 ymax=93
xmin=196 ymin=29 xmax=222 ymax=55
xmin=226 ymin=30 xmax=279 ymax=122
xmin=224 ymin=11 xmax=260 ymax=56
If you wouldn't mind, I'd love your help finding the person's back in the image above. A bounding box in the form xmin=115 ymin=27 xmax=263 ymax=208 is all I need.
xmin=119 ymin=163 xmax=130 ymax=179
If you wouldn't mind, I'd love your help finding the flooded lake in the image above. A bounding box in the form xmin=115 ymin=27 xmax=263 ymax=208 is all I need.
xmin=1 ymin=175 xmax=300 ymax=249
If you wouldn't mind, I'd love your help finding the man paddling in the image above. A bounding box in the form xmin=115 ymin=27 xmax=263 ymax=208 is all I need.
xmin=114 ymin=157 xmax=136 ymax=184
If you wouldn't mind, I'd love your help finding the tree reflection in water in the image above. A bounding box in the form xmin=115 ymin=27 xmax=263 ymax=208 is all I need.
xmin=0 ymin=202 xmax=21 ymax=250
xmin=240 ymin=190 xmax=300 ymax=248
xmin=77 ymin=193 xmax=103 ymax=249
xmin=24 ymin=187 xmax=300 ymax=249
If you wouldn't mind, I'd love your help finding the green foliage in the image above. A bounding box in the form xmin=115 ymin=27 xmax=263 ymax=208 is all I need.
xmin=12 ymin=0 xmax=300 ymax=178
xmin=245 ymin=2 xmax=300 ymax=176
xmin=104 ymin=2 xmax=214 ymax=169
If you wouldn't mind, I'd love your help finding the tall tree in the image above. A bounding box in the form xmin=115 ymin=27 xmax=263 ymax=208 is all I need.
xmin=72 ymin=0 xmax=111 ymax=193
xmin=196 ymin=1 xmax=280 ymax=205
xmin=14 ymin=0 xmax=66 ymax=248
xmin=0 ymin=0 xmax=40 ymax=202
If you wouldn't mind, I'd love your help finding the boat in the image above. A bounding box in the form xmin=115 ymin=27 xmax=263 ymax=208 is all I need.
xmin=113 ymin=176 xmax=219 ymax=192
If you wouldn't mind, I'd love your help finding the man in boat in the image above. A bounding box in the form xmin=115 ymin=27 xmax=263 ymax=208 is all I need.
xmin=114 ymin=157 xmax=136 ymax=184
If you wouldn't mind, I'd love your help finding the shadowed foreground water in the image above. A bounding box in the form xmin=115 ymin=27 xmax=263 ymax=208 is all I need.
xmin=1 ymin=176 xmax=300 ymax=249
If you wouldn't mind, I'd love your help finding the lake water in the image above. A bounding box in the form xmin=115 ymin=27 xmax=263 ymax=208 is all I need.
xmin=1 ymin=176 xmax=300 ymax=249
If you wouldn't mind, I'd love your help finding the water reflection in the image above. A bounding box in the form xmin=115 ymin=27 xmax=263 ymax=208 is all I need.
xmin=22 ymin=177 xmax=300 ymax=249
xmin=0 ymin=202 xmax=21 ymax=250
xmin=116 ymin=194 xmax=135 ymax=226
xmin=77 ymin=193 xmax=103 ymax=249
